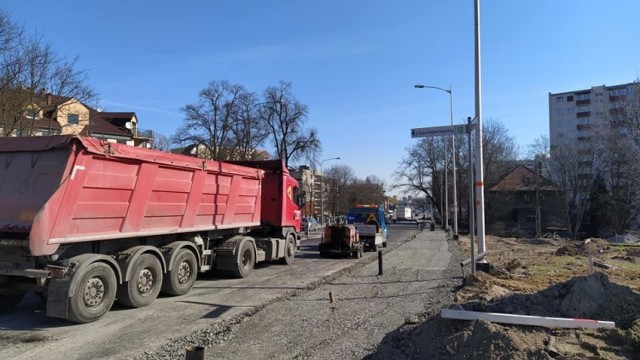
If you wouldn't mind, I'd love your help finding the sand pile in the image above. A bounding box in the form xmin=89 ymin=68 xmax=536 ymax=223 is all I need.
xmin=411 ymin=273 xmax=640 ymax=359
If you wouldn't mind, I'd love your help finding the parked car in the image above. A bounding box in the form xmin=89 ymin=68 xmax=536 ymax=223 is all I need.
xmin=302 ymin=217 xmax=318 ymax=232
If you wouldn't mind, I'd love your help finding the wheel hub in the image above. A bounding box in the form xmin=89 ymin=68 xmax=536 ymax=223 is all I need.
xmin=84 ymin=278 xmax=105 ymax=308
xmin=137 ymin=269 xmax=154 ymax=294
xmin=177 ymin=261 xmax=191 ymax=285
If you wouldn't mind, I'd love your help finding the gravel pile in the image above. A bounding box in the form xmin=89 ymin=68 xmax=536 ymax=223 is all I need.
xmin=132 ymin=230 xmax=464 ymax=360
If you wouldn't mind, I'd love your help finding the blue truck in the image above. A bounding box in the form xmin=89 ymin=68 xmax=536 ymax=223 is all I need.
xmin=346 ymin=205 xmax=388 ymax=251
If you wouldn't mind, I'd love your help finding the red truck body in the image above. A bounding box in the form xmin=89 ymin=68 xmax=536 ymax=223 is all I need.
xmin=0 ymin=136 xmax=303 ymax=322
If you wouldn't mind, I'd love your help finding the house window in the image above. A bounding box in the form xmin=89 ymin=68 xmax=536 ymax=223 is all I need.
xmin=523 ymin=194 xmax=531 ymax=203
xmin=25 ymin=108 xmax=40 ymax=119
xmin=67 ymin=113 xmax=79 ymax=125
xmin=555 ymin=96 xmax=563 ymax=104
xmin=567 ymin=95 xmax=574 ymax=102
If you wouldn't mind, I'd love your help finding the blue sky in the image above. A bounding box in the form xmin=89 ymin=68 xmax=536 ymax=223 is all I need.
xmin=4 ymin=1 xmax=640 ymax=193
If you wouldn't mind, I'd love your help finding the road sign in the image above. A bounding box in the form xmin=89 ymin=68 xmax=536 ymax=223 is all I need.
xmin=411 ymin=124 xmax=467 ymax=138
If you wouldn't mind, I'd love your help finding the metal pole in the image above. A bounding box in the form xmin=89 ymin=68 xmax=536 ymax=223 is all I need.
xmin=320 ymin=170 xmax=324 ymax=225
xmin=474 ymin=0 xmax=486 ymax=254
xmin=468 ymin=117 xmax=476 ymax=275
xmin=444 ymin=142 xmax=448 ymax=231
xmin=450 ymin=85 xmax=459 ymax=238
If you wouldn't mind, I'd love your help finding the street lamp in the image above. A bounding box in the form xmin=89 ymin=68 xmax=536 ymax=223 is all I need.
xmin=414 ymin=84 xmax=458 ymax=238
xmin=320 ymin=157 xmax=340 ymax=225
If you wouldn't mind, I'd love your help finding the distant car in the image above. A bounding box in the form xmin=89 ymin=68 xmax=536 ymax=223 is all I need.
xmin=302 ymin=217 xmax=318 ymax=232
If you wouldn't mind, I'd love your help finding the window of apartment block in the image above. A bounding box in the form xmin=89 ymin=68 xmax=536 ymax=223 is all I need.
xmin=556 ymin=108 xmax=564 ymax=115
xmin=67 ymin=113 xmax=79 ymax=125
xmin=567 ymin=95 xmax=574 ymax=102
xmin=566 ymin=107 xmax=575 ymax=115
xmin=577 ymin=105 xmax=590 ymax=112
xmin=578 ymin=117 xmax=591 ymax=125
xmin=576 ymin=93 xmax=590 ymax=101
xmin=610 ymin=88 xmax=627 ymax=96
xmin=555 ymin=96 xmax=563 ymax=104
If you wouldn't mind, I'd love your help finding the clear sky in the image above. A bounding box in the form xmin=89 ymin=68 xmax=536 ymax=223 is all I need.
xmin=4 ymin=1 xmax=640 ymax=193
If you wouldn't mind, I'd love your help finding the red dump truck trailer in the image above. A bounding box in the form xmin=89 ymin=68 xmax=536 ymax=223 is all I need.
xmin=0 ymin=136 xmax=304 ymax=323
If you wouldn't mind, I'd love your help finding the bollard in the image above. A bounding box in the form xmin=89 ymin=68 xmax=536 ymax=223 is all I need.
xmin=185 ymin=345 xmax=206 ymax=360
xmin=378 ymin=250 xmax=383 ymax=275
xmin=430 ymin=223 xmax=435 ymax=231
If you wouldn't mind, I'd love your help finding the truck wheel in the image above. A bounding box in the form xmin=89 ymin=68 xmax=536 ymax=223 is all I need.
xmin=117 ymin=254 xmax=163 ymax=308
xmin=68 ymin=262 xmax=117 ymax=323
xmin=280 ymin=234 xmax=296 ymax=265
xmin=162 ymin=249 xmax=197 ymax=296
xmin=231 ymin=241 xmax=255 ymax=278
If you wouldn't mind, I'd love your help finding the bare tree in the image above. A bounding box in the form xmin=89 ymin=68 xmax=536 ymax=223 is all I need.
xmin=151 ymin=131 xmax=171 ymax=151
xmin=482 ymin=118 xmax=521 ymax=188
xmin=324 ymin=165 xmax=356 ymax=217
xmin=173 ymin=80 xmax=247 ymax=160
xmin=393 ymin=136 xmax=447 ymax=220
xmin=591 ymin=106 xmax=640 ymax=234
xmin=262 ymin=82 xmax=321 ymax=167
xmin=0 ymin=11 xmax=97 ymax=136
xmin=229 ymin=91 xmax=270 ymax=160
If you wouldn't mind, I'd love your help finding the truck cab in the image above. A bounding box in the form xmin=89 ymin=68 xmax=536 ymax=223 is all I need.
xmin=346 ymin=205 xmax=388 ymax=251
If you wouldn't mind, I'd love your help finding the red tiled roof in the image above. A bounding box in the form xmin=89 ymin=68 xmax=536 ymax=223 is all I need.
xmin=489 ymin=165 xmax=557 ymax=192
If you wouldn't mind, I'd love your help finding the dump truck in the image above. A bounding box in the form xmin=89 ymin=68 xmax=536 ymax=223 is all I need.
xmin=0 ymin=136 xmax=304 ymax=323
xmin=346 ymin=205 xmax=388 ymax=251
xmin=318 ymin=224 xmax=363 ymax=258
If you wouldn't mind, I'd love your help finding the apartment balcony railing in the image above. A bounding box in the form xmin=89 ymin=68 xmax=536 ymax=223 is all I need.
xmin=135 ymin=128 xmax=154 ymax=139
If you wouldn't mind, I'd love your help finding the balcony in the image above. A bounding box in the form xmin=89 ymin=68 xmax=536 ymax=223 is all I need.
xmin=609 ymin=95 xmax=626 ymax=102
xmin=576 ymin=99 xmax=591 ymax=106
xmin=134 ymin=128 xmax=154 ymax=139
xmin=576 ymin=124 xmax=591 ymax=130
xmin=576 ymin=111 xmax=591 ymax=118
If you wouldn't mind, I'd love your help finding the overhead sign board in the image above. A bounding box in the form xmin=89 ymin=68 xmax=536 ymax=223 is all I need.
xmin=411 ymin=124 xmax=467 ymax=138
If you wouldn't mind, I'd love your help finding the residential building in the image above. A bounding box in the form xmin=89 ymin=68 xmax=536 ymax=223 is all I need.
xmin=1 ymin=90 xmax=151 ymax=147
xmin=548 ymin=82 xmax=636 ymax=148
xmin=486 ymin=164 xmax=564 ymax=236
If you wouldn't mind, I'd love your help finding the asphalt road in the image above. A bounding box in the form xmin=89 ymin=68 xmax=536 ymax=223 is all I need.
xmin=0 ymin=223 xmax=427 ymax=360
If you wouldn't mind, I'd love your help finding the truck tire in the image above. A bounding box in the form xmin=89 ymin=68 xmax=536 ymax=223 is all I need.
xmin=117 ymin=254 xmax=163 ymax=308
xmin=68 ymin=262 xmax=117 ymax=323
xmin=280 ymin=234 xmax=296 ymax=265
xmin=231 ymin=240 xmax=255 ymax=278
xmin=162 ymin=249 xmax=197 ymax=296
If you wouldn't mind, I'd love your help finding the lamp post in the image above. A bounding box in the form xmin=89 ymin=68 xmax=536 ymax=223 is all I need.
xmin=414 ymin=84 xmax=458 ymax=238
xmin=320 ymin=157 xmax=340 ymax=225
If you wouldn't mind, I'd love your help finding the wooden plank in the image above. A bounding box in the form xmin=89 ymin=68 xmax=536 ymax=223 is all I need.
xmin=441 ymin=309 xmax=615 ymax=329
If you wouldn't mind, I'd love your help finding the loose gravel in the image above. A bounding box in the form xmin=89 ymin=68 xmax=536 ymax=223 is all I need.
xmin=132 ymin=229 xmax=465 ymax=360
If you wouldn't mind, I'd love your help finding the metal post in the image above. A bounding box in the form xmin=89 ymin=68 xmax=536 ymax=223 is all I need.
xmin=444 ymin=142 xmax=448 ymax=231
xmin=450 ymin=86 xmax=459 ymax=239
xmin=468 ymin=117 xmax=476 ymax=275
xmin=378 ymin=251 xmax=383 ymax=275
xmin=474 ymin=0 xmax=486 ymax=254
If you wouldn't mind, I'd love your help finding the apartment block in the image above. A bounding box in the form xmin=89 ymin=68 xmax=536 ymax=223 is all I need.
xmin=548 ymin=82 xmax=635 ymax=148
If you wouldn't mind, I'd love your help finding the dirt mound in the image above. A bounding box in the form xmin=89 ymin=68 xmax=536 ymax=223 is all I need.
xmin=464 ymin=272 xmax=640 ymax=329
xmin=554 ymin=239 xmax=609 ymax=257
xmin=412 ymin=273 xmax=640 ymax=359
